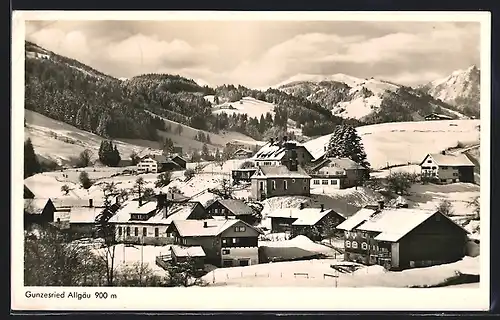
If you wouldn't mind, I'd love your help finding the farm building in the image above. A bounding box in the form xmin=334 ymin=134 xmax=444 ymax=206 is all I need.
xmin=309 ymin=157 xmax=370 ymax=190
xmin=420 ymin=151 xmax=475 ymax=184
xmin=24 ymin=198 xmax=57 ymax=228
xmin=109 ymin=195 xmax=209 ymax=246
xmin=251 ymin=164 xmax=311 ymax=201
xmin=336 ymin=204 xmax=469 ymax=271
xmin=166 ymin=219 xmax=263 ymax=267
xmin=267 ymin=204 xmax=348 ymax=241
xmin=169 ymin=245 xmax=206 ymax=270
xmin=424 ymin=113 xmax=454 ymax=121
xmin=231 ymin=168 xmax=258 ymax=184
xmin=137 ymin=154 xmax=186 ymax=174
xmin=252 ymin=137 xmax=314 ymax=168
xmin=206 ymin=199 xmax=258 ymax=225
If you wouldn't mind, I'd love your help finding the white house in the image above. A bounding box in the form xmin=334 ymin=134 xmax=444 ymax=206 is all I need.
xmin=420 ymin=151 xmax=475 ymax=184
xmin=137 ymin=156 xmax=159 ymax=174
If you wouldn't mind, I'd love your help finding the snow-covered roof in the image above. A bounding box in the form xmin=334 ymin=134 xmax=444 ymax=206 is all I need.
xmin=170 ymin=219 xmax=251 ymax=237
xmin=252 ymin=140 xmax=306 ymax=161
xmin=339 ymin=207 xmax=466 ymax=242
xmin=336 ymin=208 xmax=378 ymax=231
xmin=170 ymin=245 xmax=206 ymax=258
xmin=422 ymin=153 xmax=475 ymax=167
xmin=108 ymin=200 xmax=200 ymax=225
xmin=217 ymin=199 xmax=254 ymax=216
xmin=312 ymin=157 xmax=367 ymax=172
xmin=24 ymin=199 xmax=50 ymax=214
xmin=50 ymin=197 xmax=105 ymax=209
xmin=252 ymin=165 xmax=311 ymax=179
xmin=69 ymin=206 xmax=103 ymax=223
xmin=267 ymin=208 xmax=334 ymax=226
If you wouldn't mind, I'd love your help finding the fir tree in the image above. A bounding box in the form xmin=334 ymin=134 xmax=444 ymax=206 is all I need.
xmin=201 ymin=144 xmax=210 ymax=160
xmin=24 ymin=138 xmax=41 ymax=178
xmin=326 ymin=125 xmax=370 ymax=168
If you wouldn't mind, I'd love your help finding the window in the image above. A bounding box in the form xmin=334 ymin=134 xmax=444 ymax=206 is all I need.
xmin=453 ymin=172 xmax=458 ymax=176
xmin=432 ymin=166 xmax=437 ymax=169
xmin=292 ymin=179 xmax=296 ymax=183
xmin=239 ymin=260 xmax=249 ymax=266
xmin=361 ymin=232 xmax=367 ymax=238
xmin=344 ymin=231 xmax=349 ymax=238
xmin=118 ymin=227 xmax=122 ymax=236
xmin=352 ymin=241 xmax=358 ymax=249
xmin=313 ymin=180 xmax=320 ymax=185
xmin=441 ymin=179 xmax=446 ymax=183
xmin=259 ymin=182 xmax=264 ymax=191
xmin=182 ymin=238 xmax=187 ymax=245
xmin=284 ymin=180 xmax=288 ymax=190
xmin=222 ymin=239 xmax=227 ymax=244
xmin=134 ymin=227 xmax=138 ymax=236
xmin=362 ymin=242 xmax=368 ymax=250
xmin=322 ymin=180 xmax=329 ymax=185
xmin=155 ymin=228 xmax=159 ymax=237
xmin=331 ymin=180 xmax=337 ymax=185
xmin=126 ymin=227 xmax=130 ymax=236
xmin=345 ymin=240 xmax=351 ymax=248
xmin=272 ymin=180 xmax=276 ymax=190
xmin=142 ymin=227 xmax=147 ymax=237
xmin=222 ymin=249 xmax=230 ymax=255
xmin=232 ymin=238 xmax=238 ymax=244
xmin=234 ymin=226 xmax=246 ymax=232
xmin=427 ymin=160 xmax=432 ymax=163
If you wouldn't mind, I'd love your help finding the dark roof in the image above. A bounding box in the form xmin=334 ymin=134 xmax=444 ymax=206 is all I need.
xmin=217 ymin=199 xmax=255 ymax=216
xmin=424 ymin=113 xmax=453 ymax=119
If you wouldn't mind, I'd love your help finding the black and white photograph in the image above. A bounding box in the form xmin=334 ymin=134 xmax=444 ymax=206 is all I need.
xmin=12 ymin=11 xmax=490 ymax=311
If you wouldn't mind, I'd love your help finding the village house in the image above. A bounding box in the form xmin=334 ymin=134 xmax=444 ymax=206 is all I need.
xmin=109 ymin=194 xmax=209 ymax=246
xmin=169 ymin=245 xmax=206 ymax=270
xmin=251 ymin=137 xmax=314 ymax=168
xmin=232 ymin=148 xmax=254 ymax=160
xmin=250 ymin=164 xmax=311 ymax=201
xmin=424 ymin=113 xmax=454 ymax=121
xmin=166 ymin=218 xmax=263 ymax=267
xmin=309 ymin=157 xmax=370 ymax=190
xmin=137 ymin=155 xmax=159 ymax=174
xmin=336 ymin=203 xmax=469 ymax=270
xmin=420 ymin=151 xmax=475 ymax=184
xmin=267 ymin=203 xmax=357 ymax=240
xmin=206 ymin=199 xmax=258 ymax=225
xmin=137 ymin=154 xmax=187 ymax=174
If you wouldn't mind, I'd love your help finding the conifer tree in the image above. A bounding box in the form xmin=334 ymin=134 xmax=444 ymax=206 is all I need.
xmin=24 ymin=138 xmax=41 ymax=178
xmin=326 ymin=125 xmax=370 ymax=168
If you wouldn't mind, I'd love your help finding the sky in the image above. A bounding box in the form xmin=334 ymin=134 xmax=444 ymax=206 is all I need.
xmin=25 ymin=20 xmax=480 ymax=89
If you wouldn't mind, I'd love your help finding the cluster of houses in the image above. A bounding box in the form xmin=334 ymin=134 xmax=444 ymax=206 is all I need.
xmin=23 ymin=135 xmax=477 ymax=274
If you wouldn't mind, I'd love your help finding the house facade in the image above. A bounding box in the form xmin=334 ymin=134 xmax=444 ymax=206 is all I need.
xmin=310 ymin=157 xmax=369 ymax=190
xmin=231 ymin=168 xmax=258 ymax=184
xmin=137 ymin=156 xmax=159 ymax=174
xmin=109 ymin=197 xmax=209 ymax=246
xmin=250 ymin=165 xmax=311 ymax=201
xmin=24 ymin=198 xmax=57 ymax=228
xmin=206 ymin=199 xmax=257 ymax=225
xmin=420 ymin=152 xmax=475 ymax=184
xmin=337 ymin=205 xmax=468 ymax=270
xmin=167 ymin=219 xmax=262 ymax=267
xmin=232 ymin=148 xmax=254 ymax=160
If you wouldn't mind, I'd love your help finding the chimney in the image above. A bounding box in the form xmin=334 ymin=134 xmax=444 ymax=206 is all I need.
xmin=203 ymin=221 xmax=208 ymax=228
xmin=89 ymin=199 xmax=93 ymax=207
xmin=320 ymin=204 xmax=324 ymax=212
xmin=378 ymin=200 xmax=385 ymax=210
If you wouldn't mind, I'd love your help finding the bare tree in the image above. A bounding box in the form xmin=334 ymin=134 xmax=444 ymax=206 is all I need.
xmin=134 ymin=177 xmax=145 ymax=201
xmin=436 ymin=199 xmax=454 ymax=217
xmin=79 ymin=149 xmax=93 ymax=167
xmin=467 ymin=196 xmax=480 ymax=220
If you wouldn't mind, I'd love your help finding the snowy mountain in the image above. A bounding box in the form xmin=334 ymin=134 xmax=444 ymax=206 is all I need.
xmin=275 ymin=73 xmax=466 ymax=121
xmin=419 ymin=65 xmax=480 ymax=117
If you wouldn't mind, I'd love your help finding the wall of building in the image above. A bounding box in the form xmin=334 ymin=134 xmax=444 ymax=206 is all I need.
xmin=221 ymin=247 xmax=259 ymax=267
xmin=115 ymin=223 xmax=172 ymax=245
xmin=137 ymin=158 xmax=158 ymax=174
xmin=271 ymin=217 xmax=296 ymax=233
xmin=343 ymin=230 xmax=379 ymax=265
xmin=397 ymin=213 xmax=467 ymax=269
xmin=311 ymin=177 xmax=342 ymax=190
xmin=265 ymin=177 xmax=310 ymax=198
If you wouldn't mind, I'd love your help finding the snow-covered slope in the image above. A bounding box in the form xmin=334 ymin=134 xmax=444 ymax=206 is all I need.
xmin=211 ymin=96 xmax=276 ymax=119
xmin=275 ymin=73 xmax=463 ymax=120
xmin=420 ymin=65 xmax=480 ymax=115
xmin=304 ymin=119 xmax=481 ymax=170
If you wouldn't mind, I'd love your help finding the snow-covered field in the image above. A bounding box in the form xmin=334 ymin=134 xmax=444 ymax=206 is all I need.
xmin=211 ymin=97 xmax=275 ymax=119
xmin=310 ymin=186 xmax=385 ymax=208
xmin=202 ymin=256 xmax=479 ymax=287
xmin=304 ymin=119 xmax=480 ymax=170
xmin=25 ymin=110 xmax=149 ymax=165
